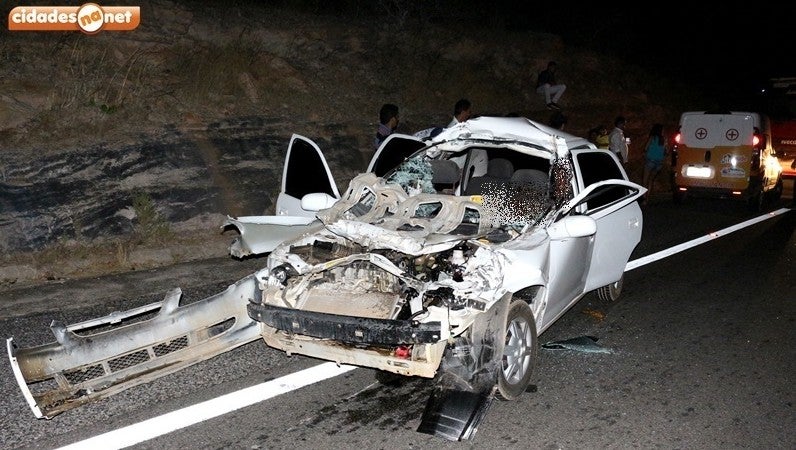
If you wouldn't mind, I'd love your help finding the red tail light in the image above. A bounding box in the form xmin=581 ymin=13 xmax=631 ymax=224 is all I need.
xmin=674 ymin=132 xmax=682 ymax=144
xmin=753 ymin=134 xmax=761 ymax=147
xmin=394 ymin=345 xmax=412 ymax=359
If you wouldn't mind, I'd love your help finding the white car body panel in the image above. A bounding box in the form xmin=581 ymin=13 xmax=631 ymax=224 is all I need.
xmin=223 ymin=215 xmax=320 ymax=258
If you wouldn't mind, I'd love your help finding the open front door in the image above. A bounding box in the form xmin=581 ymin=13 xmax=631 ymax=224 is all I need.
xmin=225 ymin=134 xmax=425 ymax=258
xmin=276 ymin=134 xmax=340 ymax=217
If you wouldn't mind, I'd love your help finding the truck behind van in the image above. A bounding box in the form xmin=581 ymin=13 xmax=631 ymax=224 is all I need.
xmin=771 ymin=119 xmax=796 ymax=179
xmin=670 ymin=111 xmax=783 ymax=210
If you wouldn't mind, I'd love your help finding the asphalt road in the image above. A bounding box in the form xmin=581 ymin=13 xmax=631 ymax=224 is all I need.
xmin=1 ymin=192 xmax=793 ymax=450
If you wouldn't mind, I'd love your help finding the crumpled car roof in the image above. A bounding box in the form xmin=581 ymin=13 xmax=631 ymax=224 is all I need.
xmin=429 ymin=116 xmax=593 ymax=156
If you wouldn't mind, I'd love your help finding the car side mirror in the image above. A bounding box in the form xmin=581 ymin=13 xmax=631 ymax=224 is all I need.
xmin=547 ymin=215 xmax=597 ymax=240
xmin=301 ymin=192 xmax=338 ymax=212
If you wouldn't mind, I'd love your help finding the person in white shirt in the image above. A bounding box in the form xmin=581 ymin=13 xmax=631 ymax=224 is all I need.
xmin=447 ymin=98 xmax=472 ymax=127
xmin=609 ymin=115 xmax=629 ymax=163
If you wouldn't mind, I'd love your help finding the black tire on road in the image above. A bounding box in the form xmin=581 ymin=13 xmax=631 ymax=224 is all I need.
xmin=597 ymin=275 xmax=623 ymax=302
xmin=496 ymin=299 xmax=538 ymax=401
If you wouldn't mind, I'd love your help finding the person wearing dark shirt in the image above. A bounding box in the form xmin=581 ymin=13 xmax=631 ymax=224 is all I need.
xmin=536 ymin=61 xmax=566 ymax=110
xmin=375 ymin=103 xmax=399 ymax=149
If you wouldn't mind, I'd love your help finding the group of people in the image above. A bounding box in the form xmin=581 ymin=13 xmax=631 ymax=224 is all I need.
xmin=374 ymin=98 xmax=473 ymax=149
xmin=375 ymin=60 xmax=668 ymax=202
xmin=591 ymin=116 xmax=668 ymax=201
xmin=589 ymin=116 xmax=668 ymax=201
xmin=536 ymin=60 xmax=669 ymax=200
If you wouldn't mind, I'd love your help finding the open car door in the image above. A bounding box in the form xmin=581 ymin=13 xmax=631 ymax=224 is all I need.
xmin=226 ymin=134 xmax=424 ymax=258
xmin=569 ymin=149 xmax=646 ymax=293
xmin=275 ymin=134 xmax=340 ymax=216
xmin=225 ymin=134 xmax=339 ymax=257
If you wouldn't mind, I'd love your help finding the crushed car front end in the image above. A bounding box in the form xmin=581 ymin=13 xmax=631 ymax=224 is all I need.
xmin=247 ymin=220 xmax=518 ymax=379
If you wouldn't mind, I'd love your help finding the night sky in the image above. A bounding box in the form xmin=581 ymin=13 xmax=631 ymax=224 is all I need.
xmin=509 ymin=3 xmax=796 ymax=105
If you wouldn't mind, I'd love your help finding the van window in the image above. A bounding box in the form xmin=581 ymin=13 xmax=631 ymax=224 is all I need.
xmin=679 ymin=112 xmax=757 ymax=148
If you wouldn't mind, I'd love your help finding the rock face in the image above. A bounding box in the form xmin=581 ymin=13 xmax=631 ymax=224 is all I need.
xmin=0 ymin=117 xmax=362 ymax=253
xmin=0 ymin=1 xmax=707 ymax=276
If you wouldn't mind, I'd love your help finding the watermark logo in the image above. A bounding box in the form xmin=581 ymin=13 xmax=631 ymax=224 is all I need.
xmin=8 ymin=3 xmax=140 ymax=33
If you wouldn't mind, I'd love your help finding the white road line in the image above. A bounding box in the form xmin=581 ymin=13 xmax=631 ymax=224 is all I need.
xmin=56 ymin=362 xmax=357 ymax=450
xmin=625 ymin=207 xmax=791 ymax=271
xmin=56 ymin=207 xmax=792 ymax=449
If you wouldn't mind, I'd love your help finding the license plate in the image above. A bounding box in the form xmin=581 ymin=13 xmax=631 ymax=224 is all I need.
xmin=685 ymin=166 xmax=712 ymax=178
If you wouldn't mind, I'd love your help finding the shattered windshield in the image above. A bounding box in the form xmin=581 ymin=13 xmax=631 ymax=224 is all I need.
xmin=385 ymin=152 xmax=436 ymax=195
xmin=382 ymin=148 xmax=562 ymax=229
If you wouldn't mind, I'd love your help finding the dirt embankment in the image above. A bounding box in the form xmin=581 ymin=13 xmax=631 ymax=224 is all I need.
xmin=0 ymin=1 xmax=711 ymax=286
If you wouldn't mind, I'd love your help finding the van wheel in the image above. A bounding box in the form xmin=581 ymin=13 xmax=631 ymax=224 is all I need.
xmin=597 ymin=275 xmax=623 ymax=302
xmin=496 ymin=300 xmax=538 ymax=401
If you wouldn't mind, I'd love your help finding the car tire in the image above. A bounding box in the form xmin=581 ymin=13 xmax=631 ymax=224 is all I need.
xmin=496 ymin=299 xmax=538 ymax=401
xmin=596 ymin=275 xmax=623 ymax=302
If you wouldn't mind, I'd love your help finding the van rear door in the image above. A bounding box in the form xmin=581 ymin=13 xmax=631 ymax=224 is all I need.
xmin=675 ymin=112 xmax=757 ymax=192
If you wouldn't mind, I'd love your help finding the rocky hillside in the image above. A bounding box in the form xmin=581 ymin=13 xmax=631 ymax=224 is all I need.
xmin=0 ymin=1 xmax=712 ymax=284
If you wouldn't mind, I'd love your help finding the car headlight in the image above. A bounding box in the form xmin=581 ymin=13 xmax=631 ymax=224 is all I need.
xmin=270 ymin=264 xmax=297 ymax=285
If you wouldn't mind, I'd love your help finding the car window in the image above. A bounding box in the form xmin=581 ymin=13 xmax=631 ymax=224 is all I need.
xmin=285 ymin=138 xmax=337 ymax=200
xmin=385 ymin=151 xmax=436 ymax=195
xmin=371 ymin=136 xmax=426 ymax=177
xmin=573 ymin=151 xmax=630 ymax=210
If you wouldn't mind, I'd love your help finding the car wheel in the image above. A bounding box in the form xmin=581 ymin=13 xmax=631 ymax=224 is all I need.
xmin=596 ymin=275 xmax=624 ymax=302
xmin=496 ymin=299 xmax=538 ymax=401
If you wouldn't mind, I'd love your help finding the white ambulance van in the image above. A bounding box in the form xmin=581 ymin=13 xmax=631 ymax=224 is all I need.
xmin=671 ymin=110 xmax=783 ymax=210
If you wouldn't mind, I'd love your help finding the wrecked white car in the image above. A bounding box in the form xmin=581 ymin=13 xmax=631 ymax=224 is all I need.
xmin=7 ymin=116 xmax=645 ymax=441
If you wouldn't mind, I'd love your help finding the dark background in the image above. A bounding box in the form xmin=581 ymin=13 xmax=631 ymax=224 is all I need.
xmin=276 ymin=0 xmax=796 ymax=112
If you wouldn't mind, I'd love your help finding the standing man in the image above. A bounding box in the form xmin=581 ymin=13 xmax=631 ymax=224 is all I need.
xmin=375 ymin=103 xmax=399 ymax=149
xmin=447 ymin=98 xmax=472 ymax=127
xmin=609 ymin=116 xmax=629 ymax=164
xmin=536 ymin=61 xmax=566 ymax=110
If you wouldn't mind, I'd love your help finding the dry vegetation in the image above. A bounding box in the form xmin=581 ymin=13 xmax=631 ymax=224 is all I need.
xmin=0 ymin=1 xmax=710 ymax=286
